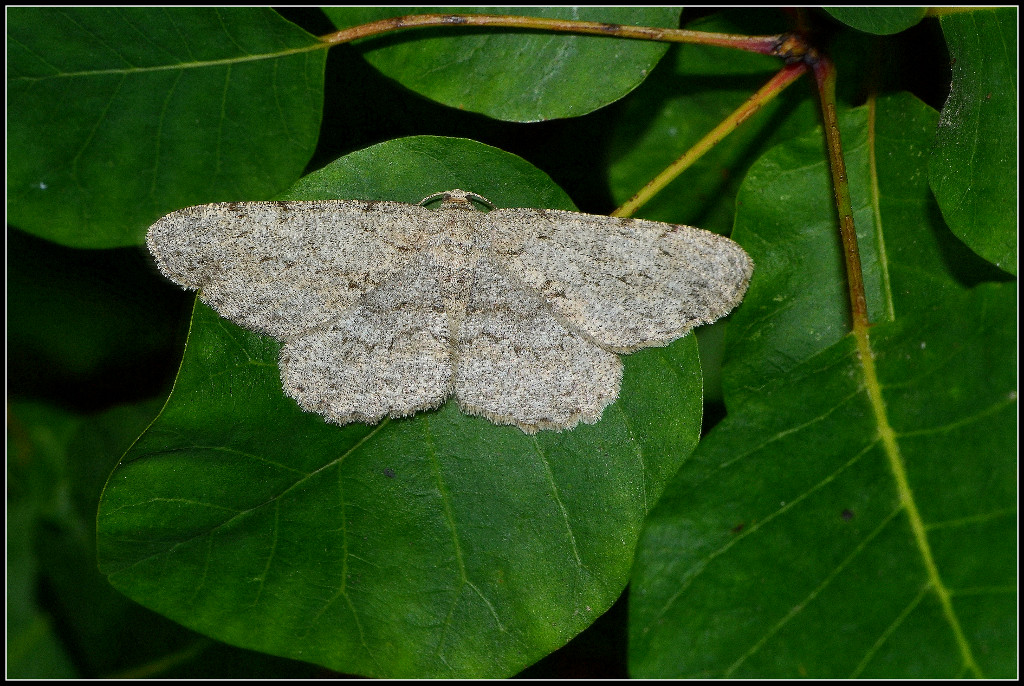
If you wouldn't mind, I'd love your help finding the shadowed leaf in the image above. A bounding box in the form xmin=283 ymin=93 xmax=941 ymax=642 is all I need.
xmin=7 ymin=7 xmax=325 ymax=248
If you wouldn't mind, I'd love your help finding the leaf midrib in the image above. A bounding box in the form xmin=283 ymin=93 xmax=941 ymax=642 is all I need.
xmin=9 ymin=43 xmax=325 ymax=82
xmin=859 ymin=97 xmax=981 ymax=676
xmin=855 ymin=325 xmax=982 ymax=676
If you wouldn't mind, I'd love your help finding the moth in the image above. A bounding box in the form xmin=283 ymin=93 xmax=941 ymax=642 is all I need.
xmin=147 ymin=190 xmax=753 ymax=433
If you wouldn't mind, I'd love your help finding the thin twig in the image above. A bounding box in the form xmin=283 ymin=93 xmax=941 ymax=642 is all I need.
xmin=613 ymin=62 xmax=809 ymax=218
xmin=319 ymin=13 xmax=787 ymax=57
xmin=811 ymin=53 xmax=870 ymax=331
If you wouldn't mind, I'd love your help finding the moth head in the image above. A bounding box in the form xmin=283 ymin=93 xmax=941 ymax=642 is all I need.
xmin=419 ymin=189 xmax=495 ymax=212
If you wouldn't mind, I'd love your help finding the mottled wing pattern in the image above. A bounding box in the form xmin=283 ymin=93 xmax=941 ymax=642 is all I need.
xmin=455 ymin=256 xmax=622 ymax=433
xmin=147 ymin=200 xmax=435 ymax=339
xmin=481 ymin=208 xmax=754 ymax=353
xmin=280 ymin=256 xmax=454 ymax=425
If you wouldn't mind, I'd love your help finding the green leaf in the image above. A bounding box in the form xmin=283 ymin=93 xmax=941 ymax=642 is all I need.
xmin=928 ymin=8 xmax=1017 ymax=275
xmin=7 ymin=7 xmax=325 ymax=248
xmin=824 ymin=7 xmax=928 ymax=35
xmin=629 ymin=95 xmax=1017 ymax=677
xmin=631 ymin=285 xmax=1015 ymax=678
xmin=96 ymin=136 xmax=705 ymax=678
xmin=723 ymin=94 xmax=989 ymax=402
xmin=325 ymin=7 xmax=680 ymax=122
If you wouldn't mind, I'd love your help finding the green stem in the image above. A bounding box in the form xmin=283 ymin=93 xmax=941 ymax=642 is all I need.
xmin=613 ymin=62 xmax=808 ymax=218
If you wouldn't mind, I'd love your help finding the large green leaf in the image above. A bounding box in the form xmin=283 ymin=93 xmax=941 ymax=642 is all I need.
xmin=7 ymin=7 xmax=325 ymax=248
xmin=96 ymin=136 xmax=705 ymax=678
xmin=325 ymin=7 xmax=680 ymax=122
xmin=631 ymin=285 xmax=1015 ymax=677
xmin=629 ymin=94 xmax=1016 ymax=677
xmin=723 ymin=94 xmax=988 ymax=401
xmin=928 ymin=7 xmax=1017 ymax=275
